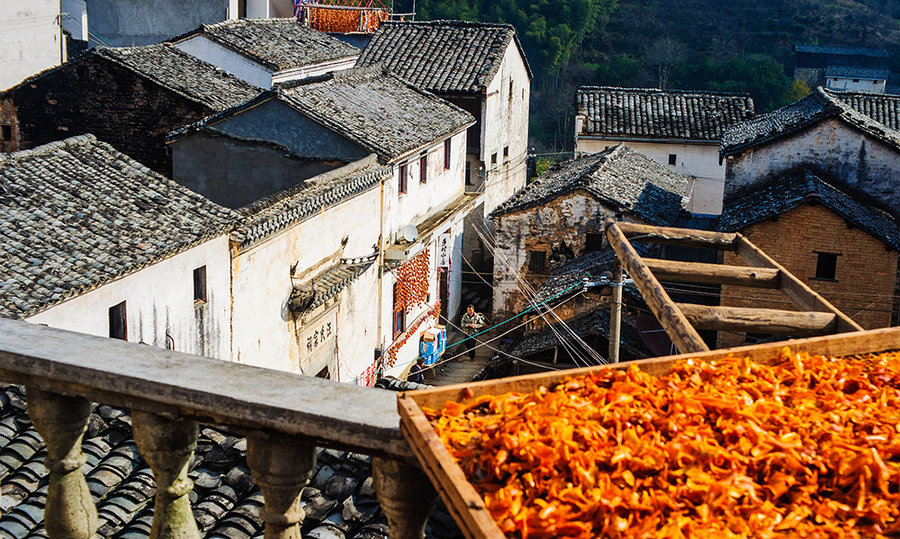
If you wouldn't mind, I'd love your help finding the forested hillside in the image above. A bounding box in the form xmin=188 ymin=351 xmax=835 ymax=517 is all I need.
xmin=402 ymin=0 xmax=900 ymax=149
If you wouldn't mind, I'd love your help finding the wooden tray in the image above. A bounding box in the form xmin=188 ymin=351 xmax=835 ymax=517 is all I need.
xmin=397 ymin=327 xmax=900 ymax=538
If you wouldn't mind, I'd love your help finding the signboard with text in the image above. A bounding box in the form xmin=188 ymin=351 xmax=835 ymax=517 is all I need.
xmin=437 ymin=233 xmax=451 ymax=268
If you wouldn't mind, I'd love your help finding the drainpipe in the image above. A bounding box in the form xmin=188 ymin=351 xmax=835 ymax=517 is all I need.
xmin=375 ymin=174 xmax=386 ymax=373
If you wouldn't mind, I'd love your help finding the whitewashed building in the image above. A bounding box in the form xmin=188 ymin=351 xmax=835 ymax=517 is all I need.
xmin=171 ymin=18 xmax=360 ymax=88
xmin=0 ymin=0 xmax=66 ymax=91
xmin=0 ymin=135 xmax=237 ymax=359
xmin=358 ymin=20 xmax=533 ymax=273
xmin=574 ymin=87 xmax=754 ymax=216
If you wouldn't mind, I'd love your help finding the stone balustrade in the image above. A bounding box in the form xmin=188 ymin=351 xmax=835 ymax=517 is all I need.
xmin=0 ymin=318 xmax=436 ymax=538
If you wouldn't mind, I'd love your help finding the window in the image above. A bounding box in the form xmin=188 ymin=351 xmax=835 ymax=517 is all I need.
xmin=503 ymin=146 xmax=509 ymax=160
xmin=419 ymin=154 xmax=427 ymax=184
xmin=193 ymin=266 xmax=207 ymax=303
xmin=668 ymin=154 xmax=677 ymax=166
xmin=585 ymin=233 xmax=604 ymax=252
xmin=508 ymin=79 xmax=514 ymax=103
xmin=315 ymin=366 xmax=330 ymax=379
xmin=109 ymin=301 xmax=127 ymax=340
xmin=398 ymin=163 xmax=407 ymax=194
xmin=528 ymin=250 xmax=546 ymax=273
xmin=814 ymin=252 xmax=839 ymax=281
xmin=853 ymin=79 xmax=860 ymax=83
xmin=443 ymin=139 xmax=451 ymax=170
xmin=0 ymin=125 xmax=11 ymax=141
xmin=465 ymin=162 xmax=472 ymax=186
xmin=392 ymin=282 xmax=406 ymax=338
xmin=491 ymin=153 xmax=498 ymax=165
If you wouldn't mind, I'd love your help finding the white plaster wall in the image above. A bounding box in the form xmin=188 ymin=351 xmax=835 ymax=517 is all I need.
xmin=725 ymin=118 xmax=900 ymax=214
xmin=27 ymin=236 xmax=232 ymax=360
xmin=271 ymin=57 xmax=359 ymax=84
xmin=174 ymin=35 xmax=273 ymax=88
xmin=61 ymin=0 xmax=88 ymax=41
xmin=480 ymin=40 xmax=531 ymax=215
xmin=231 ymin=185 xmax=382 ymax=374
xmin=577 ymin=139 xmax=724 ymax=215
xmin=827 ymin=77 xmax=886 ymax=94
xmin=385 ymin=131 xmax=467 ymax=239
xmin=0 ymin=0 xmax=64 ymax=91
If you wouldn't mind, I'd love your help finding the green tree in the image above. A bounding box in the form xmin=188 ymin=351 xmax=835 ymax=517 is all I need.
xmin=785 ymin=78 xmax=812 ymax=103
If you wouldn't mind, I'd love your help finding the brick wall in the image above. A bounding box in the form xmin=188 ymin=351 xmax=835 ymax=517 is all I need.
xmin=0 ymin=56 xmax=214 ymax=176
xmin=0 ymin=99 xmax=19 ymax=154
xmin=720 ymin=203 xmax=898 ymax=346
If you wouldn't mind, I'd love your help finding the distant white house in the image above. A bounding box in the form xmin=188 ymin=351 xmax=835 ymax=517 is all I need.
xmin=574 ymin=87 xmax=755 ymax=216
xmin=0 ymin=135 xmax=237 ymax=360
xmin=0 ymin=0 xmax=65 ymax=91
xmin=794 ymin=44 xmax=890 ymax=94
xmin=825 ymin=65 xmax=888 ymax=94
xmin=171 ymin=18 xmax=359 ymax=88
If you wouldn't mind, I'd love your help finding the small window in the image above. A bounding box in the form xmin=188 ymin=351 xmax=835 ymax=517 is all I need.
xmin=0 ymin=125 xmax=11 ymax=141
xmin=853 ymin=79 xmax=860 ymax=83
xmin=392 ymin=282 xmax=406 ymax=338
xmin=443 ymin=139 xmax=451 ymax=170
xmin=528 ymin=250 xmax=546 ymax=273
xmin=398 ymin=163 xmax=407 ymax=194
xmin=668 ymin=154 xmax=677 ymax=166
xmin=491 ymin=153 xmax=498 ymax=165
xmin=193 ymin=266 xmax=207 ymax=303
xmin=508 ymin=79 xmax=514 ymax=103
xmin=419 ymin=154 xmax=427 ymax=184
xmin=814 ymin=252 xmax=839 ymax=281
xmin=109 ymin=301 xmax=127 ymax=340
xmin=503 ymin=146 xmax=509 ymax=159
xmin=465 ymin=162 xmax=472 ymax=186
xmin=315 ymin=366 xmax=330 ymax=379
xmin=585 ymin=233 xmax=604 ymax=252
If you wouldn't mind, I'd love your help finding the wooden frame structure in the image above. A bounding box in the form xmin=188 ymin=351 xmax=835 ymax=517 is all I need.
xmin=604 ymin=221 xmax=864 ymax=355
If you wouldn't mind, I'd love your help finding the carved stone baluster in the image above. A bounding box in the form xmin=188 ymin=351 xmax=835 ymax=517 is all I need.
xmin=246 ymin=434 xmax=316 ymax=539
xmin=132 ymin=411 xmax=200 ymax=539
xmin=27 ymin=387 xmax=97 ymax=539
xmin=372 ymin=457 xmax=437 ymax=539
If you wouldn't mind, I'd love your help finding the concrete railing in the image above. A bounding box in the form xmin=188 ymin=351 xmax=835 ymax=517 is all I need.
xmin=0 ymin=318 xmax=436 ymax=539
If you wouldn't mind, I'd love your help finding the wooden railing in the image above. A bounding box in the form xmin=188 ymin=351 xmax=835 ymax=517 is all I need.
xmin=0 ymin=318 xmax=436 ymax=539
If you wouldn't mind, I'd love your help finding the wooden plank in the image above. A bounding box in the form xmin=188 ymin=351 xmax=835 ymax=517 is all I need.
xmin=397 ymin=396 xmax=504 ymax=539
xmin=605 ymin=222 xmax=710 ymax=354
xmin=678 ymin=303 xmax=837 ymax=335
xmin=734 ymin=235 xmax=863 ymax=333
xmin=616 ymin=221 xmax=738 ymax=250
xmin=643 ymin=258 xmax=781 ymax=288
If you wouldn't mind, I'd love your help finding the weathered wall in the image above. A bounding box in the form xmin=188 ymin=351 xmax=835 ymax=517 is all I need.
xmin=173 ymin=35 xmax=273 ymax=88
xmin=577 ymin=139 xmax=724 ymax=215
xmin=2 ymin=56 xmax=215 ymax=175
xmin=87 ymin=0 xmax=230 ymax=46
xmin=0 ymin=0 xmax=64 ymax=92
xmin=231 ymin=182 xmax=382 ymax=377
xmin=207 ymin=99 xmax=369 ymax=162
xmin=492 ymin=190 xmax=617 ymax=316
xmin=719 ymin=203 xmax=898 ymax=347
xmin=171 ymin=132 xmax=342 ymax=209
xmin=725 ymin=118 xmax=900 ymax=217
xmin=27 ymin=235 xmax=232 ymax=360
xmin=0 ymin=101 xmax=20 ymax=154
xmin=826 ymin=77 xmax=886 ymax=94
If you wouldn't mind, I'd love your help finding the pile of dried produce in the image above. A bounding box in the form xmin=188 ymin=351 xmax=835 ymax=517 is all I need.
xmin=425 ymin=349 xmax=900 ymax=537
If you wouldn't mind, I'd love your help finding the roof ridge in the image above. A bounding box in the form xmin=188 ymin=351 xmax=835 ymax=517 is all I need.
xmin=578 ymin=85 xmax=752 ymax=98
xmin=0 ymin=134 xmax=97 ymax=163
xmin=383 ymin=19 xmax=516 ymax=30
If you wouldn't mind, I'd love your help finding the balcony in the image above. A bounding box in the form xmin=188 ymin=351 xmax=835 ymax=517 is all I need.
xmin=0 ymin=318 xmax=438 ymax=538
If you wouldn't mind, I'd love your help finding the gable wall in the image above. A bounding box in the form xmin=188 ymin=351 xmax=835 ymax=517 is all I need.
xmin=173 ymin=35 xmax=274 ymax=88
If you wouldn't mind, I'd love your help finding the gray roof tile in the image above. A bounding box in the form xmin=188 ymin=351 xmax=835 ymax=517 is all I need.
xmin=718 ymin=170 xmax=900 ymax=250
xmin=722 ymin=87 xmax=900 ymax=154
xmin=491 ymin=144 xmax=688 ymax=225
xmin=0 ymin=135 xmax=239 ymax=320
xmin=509 ymin=307 xmax=647 ymax=359
xmin=576 ymin=86 xmax=755 ymax=141
xmin=176 ymin=18 xmax=359 ymax=72
xmin=357 ymin=20 xmax=531 ymax=93
xmin=795 ymin=44 xmax=888 ymax=58
xmin=825 ymin=65 xmax=891 ymax=80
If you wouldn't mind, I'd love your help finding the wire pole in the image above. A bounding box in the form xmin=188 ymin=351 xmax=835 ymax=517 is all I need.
xmin=609 ymin=260 xmax=623 ymax=363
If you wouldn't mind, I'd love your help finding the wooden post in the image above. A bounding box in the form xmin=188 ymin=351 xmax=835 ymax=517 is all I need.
xmin=677 ymin=304 xmax=838 ymax=335
xmin=551 ymin=346 xmax=558 ymax=365
xmin=605 ymin=222 xmax=709 ymax=354
xmin=245 ymin=434 xmax=316 ymax=539
xmin=609 ymin=260 xmax=623 ymax=363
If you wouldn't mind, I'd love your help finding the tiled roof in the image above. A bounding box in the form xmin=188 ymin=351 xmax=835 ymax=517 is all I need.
xmin=576 ymin=86 xmax=755 ymax=141
xmin=94 ymin=44 xmax=262 ymax=111
xmin=531 ymin=247 xmax=647 ymax=308
xmin=356 ymin=20 xmax=532 ymax=93
xmin=795 ymin=44 xmax=889 ymax=58
xmin=0 ymin=135 xmax=238 ymax=320
xmin=0 ymin=385 xmax=463 ymax=538
xmin=177 ymin=18 xmax=360 ymax=72
xmin=825 ymin=65 xmax=891 ymax=80
xmin=234 ymin=157 xmax=390 ymax=247
xmin=290 ymin=259 xmax=376 ymax=317
xmin=276 ymin=67 xmax=474 ymax=160
xmin=491 ymin=144 xmax=688 ymax=225
xmin=721 ymin=87 xmax=900 ymax=155
xmin=718 ymin=170 xmax=900 ymax=250
xmin=508 ymin=308 xmax=648 ymax=359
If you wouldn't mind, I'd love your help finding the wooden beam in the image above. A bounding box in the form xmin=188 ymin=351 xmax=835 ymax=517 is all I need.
xmin=733 ymin=235 xmax=863 ymax=333
xmin=678 ymin=303 xmax=837 ymax=336
xmin=608 ymin=260 xmax=623 ymax=363
xmin=643 ymin=258 xmax=781 ymax=288
xmin=616 ymin=222 xmax=738 ymax=250
xmin=605 ymin=222 xmax=710 ymax=354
